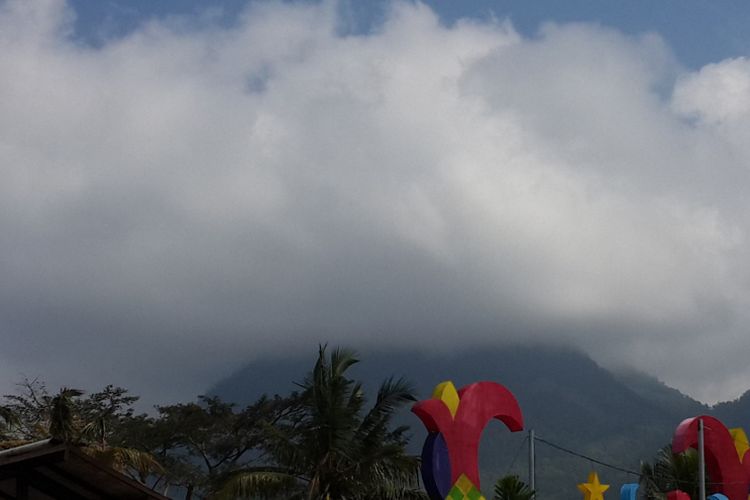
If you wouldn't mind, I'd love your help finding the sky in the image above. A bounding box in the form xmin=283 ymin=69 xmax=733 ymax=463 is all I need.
xmin=2 ymin=0 xmax=750 ymax=406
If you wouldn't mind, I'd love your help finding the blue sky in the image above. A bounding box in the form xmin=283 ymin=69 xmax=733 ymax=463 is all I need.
xmin=3 ymin=0 xmax=750 ymax=405
xmin=69 ymin=0 xmax=750 ymax=69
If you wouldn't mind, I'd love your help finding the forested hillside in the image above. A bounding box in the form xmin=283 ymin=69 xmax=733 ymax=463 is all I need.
xmin=212 ymin=344 xmax=735 ymax=499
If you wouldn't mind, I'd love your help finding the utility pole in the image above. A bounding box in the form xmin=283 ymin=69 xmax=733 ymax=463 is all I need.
xmin=699 ymin=418 xmax=706 ymax=500
xmin=529 ymin=429 xmax=536 ymax=493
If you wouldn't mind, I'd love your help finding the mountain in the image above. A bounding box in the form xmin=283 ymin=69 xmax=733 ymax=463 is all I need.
xmin=611 ymin=369 xmax=708 ymax=419
xmin=207 ymin=344 xmax=721 ymax=500
xmin=713 ymin=390 xmax=750 ymax=427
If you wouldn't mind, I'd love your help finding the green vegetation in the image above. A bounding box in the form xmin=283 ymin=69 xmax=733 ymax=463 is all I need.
xmin=640 ymin=446 xmax=701 ymax=500
xmin=493 ymin=474 xmax=535 ymax=500
xmin=216 ymin=345 xmax=425 ymax=499
xmin=0 ymin=381 xmax=165 ymax=482
xmin=0 ymin=346 xmax=425 ymax=499
xmin=0 ymin=346 xmax=728 ymax=500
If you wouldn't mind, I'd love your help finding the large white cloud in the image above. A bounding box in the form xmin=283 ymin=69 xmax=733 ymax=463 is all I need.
xmin=1 ymin=0 xmax=749 ymax=404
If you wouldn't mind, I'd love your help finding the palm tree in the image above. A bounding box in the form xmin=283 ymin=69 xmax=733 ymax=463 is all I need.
xmin=49 ymin=388 xmax=85 ymax=442
xmin=0 ymin=406 xmax=20 ymax=445
xmin=216 ymin=345 xmax=427 ymax=500
xmin=0 ymin=406 xmax=18 ymax=430
xmin=640 ymin=445 xmax=701 ymax=500
xmin=493 ymin=475 xmax=535 ymax=500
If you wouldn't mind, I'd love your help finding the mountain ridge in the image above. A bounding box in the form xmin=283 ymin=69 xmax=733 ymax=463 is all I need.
xmin=208 ymin=344 xmax=744 ymax=500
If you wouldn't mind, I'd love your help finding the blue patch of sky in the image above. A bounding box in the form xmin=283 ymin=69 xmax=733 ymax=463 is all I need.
xmin=68 ymin=0 xmax=750 ymax=69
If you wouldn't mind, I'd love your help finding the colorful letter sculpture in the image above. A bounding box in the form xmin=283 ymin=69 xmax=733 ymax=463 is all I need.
xmin=412 ymin=381 xmax=524 ymax=500
xmin=666 ymin=491 xmax=690 ymax=500
xmin=619 ymin=483 xmax=638 ymax=500
xmin=578 ymin=472 xmax=609 ymax=500
xmin=709 ymin=495 xmax=730 ymax=500
xmin=671 ymin=415 xmax=750 ymax=500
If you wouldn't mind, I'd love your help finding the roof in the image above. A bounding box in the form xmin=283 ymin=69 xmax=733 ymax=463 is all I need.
xmin=0 ymin=439 xmax=168 ymax=499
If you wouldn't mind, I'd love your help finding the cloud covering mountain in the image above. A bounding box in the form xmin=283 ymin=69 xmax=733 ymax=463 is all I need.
xmin=1 ymin=0 xmax=749 ymax=404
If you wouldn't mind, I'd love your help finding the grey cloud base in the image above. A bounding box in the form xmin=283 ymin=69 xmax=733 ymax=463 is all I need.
xmin=1 ymin=0 xmax=749 ymax=405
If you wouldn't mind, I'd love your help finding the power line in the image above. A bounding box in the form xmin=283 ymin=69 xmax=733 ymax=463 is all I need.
xmin=531 ymin=434 xmax=750 ymax=488
xmin=533 ymin=435 xmax=641 ymax=476
xmin=505 ymin=434 xmax=528 ymax=475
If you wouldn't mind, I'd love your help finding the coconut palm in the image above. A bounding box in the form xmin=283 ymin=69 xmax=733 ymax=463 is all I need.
xmin=493 ymin=474 xmax=535 ymax=500
xmin=640 ymin=445 xmax=701 ymax=500
xmin=49 ymin=387 xmax=85 ymax=442
xmin=216 ymin=345 xmax=427 ymax=500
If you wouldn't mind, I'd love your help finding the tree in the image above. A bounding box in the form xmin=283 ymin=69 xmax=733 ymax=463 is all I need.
xmin=0 ymin=346 xmax=428 ymax=499
xmin=493 ymin=475 xmax=535 ymax=500
xmin=2 ymin=378 xmax=56 ymax=441
xmin=217 ymin=345 xmax=426 ymax=500
xmin=79 ymin=384 xmax=140 ymax=447
xmin=49 ymin=387 xmax=84 ymax=442
xmin=640 ymin=445 xmax=701 ymax=500
xmin=1 ymin=380 xmax=299 ymax=498
xmin=0 ymin=405 xmax=19 ymax=444
xmin=125 ymin=394 xmax=298 ymax=498
xmin=2 ymin=380 xmax=95 ymax=444
xmin=1 ymin=380 xmax=164 ymax=488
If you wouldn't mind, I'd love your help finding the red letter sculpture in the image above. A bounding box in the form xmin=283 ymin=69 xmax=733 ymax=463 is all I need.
xmin=671 ymin=416 xmax=750 ymax=500
xmin=413 ymin=381 xmax=523 ymax=500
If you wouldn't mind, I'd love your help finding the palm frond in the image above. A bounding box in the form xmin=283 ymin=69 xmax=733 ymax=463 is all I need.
xmin=493 ymin=474 xmax=535 ymax=500
xmin=85 ymin=445 xmax=165 ymax=481
xmin=214 ymin=470 xmax=301 ymax=499
xmin=329 ymin=346 xmax=359 ymax=379
xmin=357 ymin=377 xmax=415 ymax=446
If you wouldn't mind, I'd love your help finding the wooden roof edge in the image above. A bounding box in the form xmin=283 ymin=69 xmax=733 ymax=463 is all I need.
xmin=0 ymin=439 xmax=67 ymax=466
xmin=0 ymin=440 xmax=168 ymax=499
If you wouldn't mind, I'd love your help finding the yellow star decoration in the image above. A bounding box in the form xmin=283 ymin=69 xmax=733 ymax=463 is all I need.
xmin=577 ymin=471 xmax=609 ymax=500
